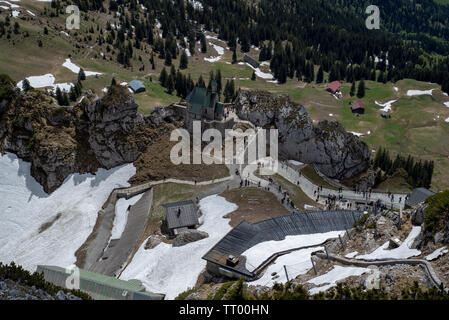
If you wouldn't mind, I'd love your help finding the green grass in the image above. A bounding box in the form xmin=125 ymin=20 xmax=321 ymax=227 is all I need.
xmin=301 ymin=165 xmax=338 ymax=190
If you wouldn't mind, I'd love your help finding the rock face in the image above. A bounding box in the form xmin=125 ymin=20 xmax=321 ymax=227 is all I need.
xmin=172 ymin=229 xmax=209 ymax=247
xmin=0 ymin=84 xmax=178 ymax=193
xmin=411 ymin=203 xmax=426 ymax=226
xmin=234 ymin=90 xmax=371 ymax=179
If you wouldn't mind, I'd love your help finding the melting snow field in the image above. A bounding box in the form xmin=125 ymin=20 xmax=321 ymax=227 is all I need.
xmin=246 ymin=63 xmax=273 ymax=79
xmin=111 ymin=194 xmax=144 ymax=240
xmin=17 ymin=74 xmax=73 ymax=93
xmin=308 ymin=265 xmax=372 ymax=294
xmin=119 ymin=194 xmax=238 ymax=300
xmin=407 ymin=89 xmax=434 ymax=96
xmin=17 ymin=74 xmax=55 ymax=89
xmin=375 ymin=99 xmax=397 ymax=113
xmin=425 ymin=247 xmax=448 ymax=261
xmin=62 ymin=58 xmax=102 ymax=76
xmin=203 ymin=43 xmax=225 ymax=63
xmin=446 ymin=117 xmax=449 ymax=123
xmin=355 ymin=226 xmax=422 ymax=260
xmin=249 ymin=247 xmax=322 ymax=287
xmin=242 ymin=231 xmax=345 ymax=272
xmin=0 ymin=1 xmax=19 ymax=8
xmin=0 ymin=152 xmax=136 ymax=272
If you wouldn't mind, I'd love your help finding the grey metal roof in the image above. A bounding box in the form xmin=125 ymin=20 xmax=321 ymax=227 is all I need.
xmin=36 ymin=265 xmax=165 ymax=300
xmin=128 ymin=80 xmax=145 ymax=92
xmin=163 ymin=200 xmax=199 ymax=229
xmin=202 ymin=210 xmax=363 ymax=277
xmin=243 ymin=55 xmax=259 ymax=68
xmin=406 ymin=187 xmax=435 ymax=207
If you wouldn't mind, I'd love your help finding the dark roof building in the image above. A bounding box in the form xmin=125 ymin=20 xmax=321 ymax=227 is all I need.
xmin=326 ymin=81 xmax=341 ymax=94
xmin=185 ymin=80 xmax=225 ymax=133
xmin=186 ymin=86 xmax=216 ymax=116
xmin=351 ymin=100 xmax=365 ymax=114
xmin=163 ymin=200 xmax=199 ymax=236
xmin=405 ymin=188 xmax=435 ymax=208
xmin=128 ymin=80 xmax=146 ymax=93
xmin=243 ymin=55 xmax=260 ymax=68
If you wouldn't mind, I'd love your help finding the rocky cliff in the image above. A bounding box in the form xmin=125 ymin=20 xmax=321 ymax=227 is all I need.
xmin=234 ymin=90 xmax=370 ymax=179
xmin=0 ymin=81 xmax=179 ymax=193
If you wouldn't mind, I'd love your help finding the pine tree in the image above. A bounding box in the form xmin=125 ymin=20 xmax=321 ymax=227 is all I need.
xmin=357 ymin=79 xmax=365 ymax=98
xmin=22 ymin=79 xmax=31 ymax=91
xmin=350 ymin=81 xmax=355 ymax=97
xmin=159 ymin=67 xmax=168 ymax=87
xmin=200 ymin=34 xmax=207 ymax=53
xmin=78 ymin=68 xmax=86 ymax=81
xmin=316 ymin=66 xmax=323 ymax=84
xmin=62 ymin=92 xmax=70 ymax=106
xmin=111 ymin=77 xmax=117 ymax=86
xmin=55 ymin=87 xmax=63 ymax=105
xmin=69 ymin=86 xmax=77 ymax=101
xmin=374 ymin=170 xmax=383 ymax=187
xmin=13 ymin=22 xmax=20 ymax=35
xmin=215 ymin=69 xmax=222 ymax=94
xmin=167 ymin=74 xmax=174 ymax=94
xmin=232 ymin=49 xmax=237 ymax=64
xmin=165 ymin=51 xmax=172 ymax=66
xmin=180 ymin=51 xmax=188 ymax=69
xmin=251 ymin=71 xmax=256 ymax=81
xmin=197 ymin=75 xmax=205 ymax=88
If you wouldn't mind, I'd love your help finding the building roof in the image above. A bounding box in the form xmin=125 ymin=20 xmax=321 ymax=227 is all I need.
xmin=36 ymin=265 xmax=165 ymax=300
xmin=351 ymin=100 xmax=365 ymax=110
xmin=326 ymin=81 xmax=341 ymax=93
xmin=406 ymin=188 xmax=435 ymax=207
xmin=128 ymin=80 xmax=145 ymax=92
xmin=243 ymin=55 xmax=259 ymax=68
xmin=186 ymin=87 xmax=208 ymax=115
xmin=163 ymin=200 xmax=199 ymax=229
xmin=202 ymin=210 xmax=364 ymax=278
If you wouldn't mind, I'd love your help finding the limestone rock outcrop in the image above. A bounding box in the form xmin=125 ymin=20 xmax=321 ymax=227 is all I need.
xmin=0 ymin=85 xmax=175 ymax=193
xmin=234 ymin=90 xmax=370 ymax=179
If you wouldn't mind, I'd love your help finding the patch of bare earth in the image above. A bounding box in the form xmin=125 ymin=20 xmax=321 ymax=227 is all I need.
xmin=221 ymin=187 xmax=289 ymax=227
xmin=130 ymin=132 xmax=229 ymax=185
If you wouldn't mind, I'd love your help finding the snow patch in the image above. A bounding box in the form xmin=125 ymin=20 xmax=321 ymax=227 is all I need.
xmin=62 ymin=58 xmax=101 ymax=76
xmin=356 ymin=226 xmax=422 ymax=260
xmin=120 ymin=194 xmax=238 ymax=300
xmin=111 ymin=194 xmax=144 ymax=240
xmin=375 ymin=100 xmax=397 ymax=113
xmin=345 ymin=251 xmax=359 ymax=259
xmin=407 ymin=89 xmax=434 ymax=96
xmin=0 ymin=152 xmax=136 ymax=272
xmin=17 ymin=74 xmax=55 ymax=90
xmin=245 ymin=63 xmax=273 ymax=80
xmin=425 ymin=247 xmax=448 ymax=261
xmin=242 ymin=231 xmax=345 ymax=272
xmin=249 ymin=247 xmax=322 ymax=287
xmin=308 ymin=265 xmax=372 ymax=295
